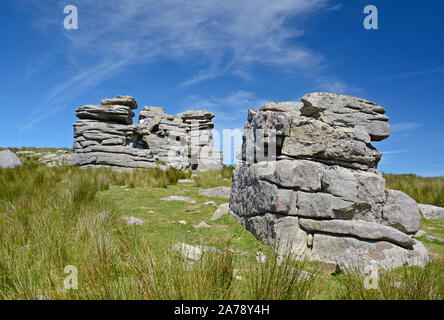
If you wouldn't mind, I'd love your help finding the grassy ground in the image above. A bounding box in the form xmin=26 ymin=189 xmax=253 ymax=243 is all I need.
xmin=385 ymin=174 xmax=444 ymax=207
xmin=0 ymin=151 xmax=442 ymax=299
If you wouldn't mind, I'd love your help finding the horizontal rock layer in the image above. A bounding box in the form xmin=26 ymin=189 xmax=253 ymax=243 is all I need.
xmin=233 ymin=212 xmax=429 ymax=271
xmin=76 ymin=105 xmax=135 ymax=125
xmin=101 ymin=95 xmax=138 ymax=110
xmin=231 ymin=92 xmax=427 ymax=271
xmin=240 ymin=93 xmax=392 ymax=169
xmin=72 ymin=96 xmax=223 ymax=171
xmin=230 ymin=161 xmax=415 ymax=229
xmin=298 ymin=219 xmax=415 ymax=249
xmin=301 ymin=92 xmax=390 ymax=141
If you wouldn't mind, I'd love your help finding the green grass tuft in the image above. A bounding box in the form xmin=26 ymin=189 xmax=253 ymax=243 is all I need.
xmin=0 ymin=152 xmax=442 ymax=300
xmin=194 ymin=166 xmax=234 ymax=188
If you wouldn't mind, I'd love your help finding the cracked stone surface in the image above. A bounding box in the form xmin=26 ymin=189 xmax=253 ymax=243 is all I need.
xmin=231 ymin=92 xmax=428 ymax=271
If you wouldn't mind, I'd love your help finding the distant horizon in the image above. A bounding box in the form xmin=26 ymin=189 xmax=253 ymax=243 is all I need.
xmin=2 ymin=146 xmax=443 ymax=178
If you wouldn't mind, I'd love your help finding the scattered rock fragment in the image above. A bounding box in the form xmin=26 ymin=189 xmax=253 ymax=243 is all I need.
xmin=419 ymin=204 xmax=444 ymax=220
xmin=0 ymin=150 xmax=22 ymax=168
xmin=414 ymin=230 xmax=426 ymax=238
xmin=210 ymin=203 xmax=230 ymax=221
xmin=41 ymin=154 xmax=58 ymax=160
xmin=16 ymin=151 xmax=36 ymax=156
xmin=178 ymin=179 xmax=195 ymax=183
xmin=425 ymin=235 xmax=444 ymax=243
xmin=193 ymin=221 xmax=211 ymax=229
xmin=256 ymin=251 xmax=267 ymax=264
xmin=124 ymin=216 xmax=144 ymax=225
xmin=199 ymin=187 xmax=231 ymax=199
xmin=101 ymin=95 xmax=139 ymax=109
xmin=319 ymin=262 xmax=338 ymax=274
xmin=160 ymin=196 xmax=196 ymax=204
xmin=173 ymin=243 xmax=220 ymax=261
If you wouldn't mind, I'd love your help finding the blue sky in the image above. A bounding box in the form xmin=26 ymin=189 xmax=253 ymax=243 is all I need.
xmin=0 ymin=0 xmax=443 ymax=176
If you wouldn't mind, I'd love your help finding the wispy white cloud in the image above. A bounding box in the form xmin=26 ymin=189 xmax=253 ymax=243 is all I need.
xmin=380 ymin=66 xmax=444 ymax=81
xmin=391 ymin=122 xmax=422 ymax=133
xmin=381 ymin=150 xmax=410 ymax=155
xmin=20 ymin=0 xmax=345 ymax=130
xmin=183 ymin=90 xmax=268 ymax=124
xmin=24 ymin=52 xmax=54 ymax=79
xmin=312 ymin=77 xmax=360 ymax=94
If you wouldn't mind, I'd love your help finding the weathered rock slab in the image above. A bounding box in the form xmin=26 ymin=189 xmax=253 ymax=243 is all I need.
xmin=198 ymin=146 xmax=223 ymax=171
xmin=76 ymin=105 xmax=135 ymax=125
xmin=101 ymin=95 xmax=138 ymax=109
xmin=235 ymin=213 xmax=308 ymax=257
xmin=299 ymin=219 xmax=415 ymax=249
xmin=256 ymin=159 xmax=323 ymax=191
xmin=199 ymin=187 xmax=231 ymax=199
xmin=0 ymin=150 xmax=22 ymax=168
xmin=210 ymin=203 xmax=230 ymax=221
xmin=259 ymin=102 xmax=303 ymax=114
xmin=419 ymin=204 xmax=444 ymax=220
xmin=160 ymin=196 xmax=196 ymax=204
xmin=301 ymin=92 xmax=390 ymax=141
xmin=310 ymin=233 xmax=429 ymax=271
xmin=281 ymin=117 xmax=381 ymax=168
xmin=382 ymin=190 xmax=421 ymax=234
xmin=173 ymin=243 xmax=220 ymax=261
xmin=294 ymin=192 xmax=355 ymax=219
xmin=124 ymin=216 xmax=144 ymax=226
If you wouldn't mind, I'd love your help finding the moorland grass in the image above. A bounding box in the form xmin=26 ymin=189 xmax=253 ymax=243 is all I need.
xmin=246 ymin=253 xmax=319 ymax=300
xmin=0 ymin=158 xmax=442 ymax=300
xmin=337 ymin=260 xmax=444 ymax=300
xmin=194 ymin=166 xmax=233 ymax=188
xmin=0 ymin=164 xmax=317 ymax=299
xmin=0 ymin=146 xmax=72 ymax=154
xmin=385 ymin=174 xmax=444 ymax=207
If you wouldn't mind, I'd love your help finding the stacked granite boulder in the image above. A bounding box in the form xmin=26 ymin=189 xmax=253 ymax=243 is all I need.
xmin=182 ymin=110 xmax=223 ymax=171
xmin=70 ymin=96 xmax=223 ymax=171
xmin=134 ymin=107 xmax=190 ymax=170
xmin=70 ymin=96 xmax=156 ymax=169
xmin=230 ymin=92 xmax=429 ymax=270
xmin=135 ymin=107 xmax=222 ymax=170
